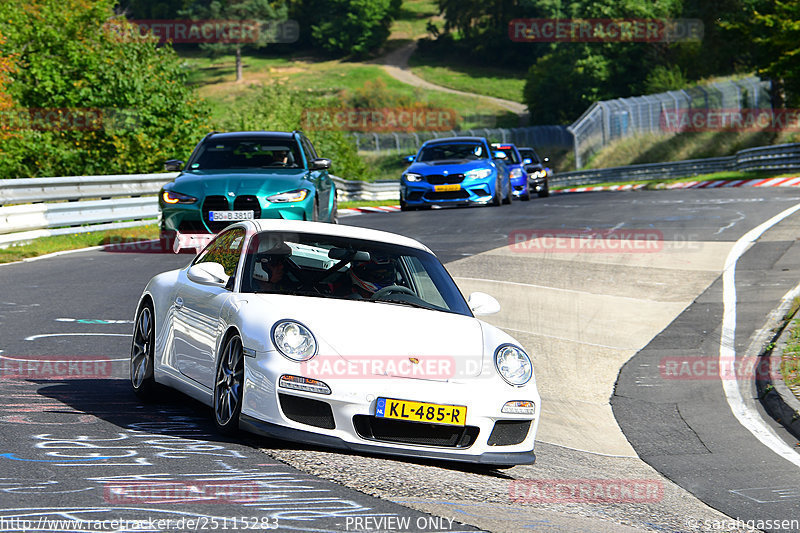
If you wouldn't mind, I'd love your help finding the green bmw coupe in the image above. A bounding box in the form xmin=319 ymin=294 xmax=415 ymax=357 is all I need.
xmin=159 ymin=130 xmax=337 ymax=249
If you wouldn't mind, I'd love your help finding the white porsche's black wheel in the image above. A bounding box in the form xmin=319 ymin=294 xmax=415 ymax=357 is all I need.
xmin=213 ymin=334 xmax=244 ymax=434
xmin=130 ymin=303 xmax=157 ymax=400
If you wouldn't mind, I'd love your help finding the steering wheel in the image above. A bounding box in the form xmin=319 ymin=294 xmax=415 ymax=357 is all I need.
xmin=371 ymin=285 xmax=415 ymax=300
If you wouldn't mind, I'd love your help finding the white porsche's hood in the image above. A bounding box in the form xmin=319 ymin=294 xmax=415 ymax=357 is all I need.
xmin=253 ymin=294 xmax=485 ymax=378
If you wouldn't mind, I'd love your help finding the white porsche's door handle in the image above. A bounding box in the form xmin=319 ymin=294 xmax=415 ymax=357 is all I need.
xmin=175 ymin=297 xmax=184 ymax=309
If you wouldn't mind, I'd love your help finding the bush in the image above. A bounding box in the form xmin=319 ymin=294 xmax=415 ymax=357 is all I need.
xmin=217 ymin=83 xmax=368 ymax=180
xmin=292 ymin=0 xmax=400 ymax=58
xmin=0 ymin=0 xmax=209 ymax=178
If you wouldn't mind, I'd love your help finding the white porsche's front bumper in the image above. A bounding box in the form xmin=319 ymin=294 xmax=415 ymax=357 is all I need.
xmin=240 ymin=350 xmax=540 ymax=465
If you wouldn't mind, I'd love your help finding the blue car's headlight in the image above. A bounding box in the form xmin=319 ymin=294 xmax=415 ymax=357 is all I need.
xmin=267 ymin=189 xmax=309 ymax=203
xmin=465 ymin=168 xmax=493 ymax=180
xmin=404 ymin=172 xmax=423 ymax=182
xmin=510 ymin=168 xmax=524 ymax=180
xmin=494 ymin=344 xmax=533 ymax=386
xmin=272 ymin=320 xmax=317 ymax=361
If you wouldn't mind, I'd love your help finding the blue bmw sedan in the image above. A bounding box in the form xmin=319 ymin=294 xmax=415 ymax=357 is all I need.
xmin=400 ymin=137 xmax=512 ymax=211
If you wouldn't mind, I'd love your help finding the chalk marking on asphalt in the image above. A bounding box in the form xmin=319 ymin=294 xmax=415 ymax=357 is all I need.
xmin=24 ymin=333 xmax=131 ymax=341
xmin=720 ymin=201 xmax=800 ymax=468
xmin=453 ymin=276 xmax=668 ymax=305
xmin=499 ymin=326 xmax=639 ymax=351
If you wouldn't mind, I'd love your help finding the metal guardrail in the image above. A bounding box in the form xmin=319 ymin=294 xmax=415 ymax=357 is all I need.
xmin=553 ymin=143 xmax=800 ymax=187
xmin=2 ymin=142 xmax=798 ymax=247
xmin=0 ymin=173 xmax=399 ymax=247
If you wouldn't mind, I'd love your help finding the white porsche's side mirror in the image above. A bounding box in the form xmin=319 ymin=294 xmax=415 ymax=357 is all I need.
xmin=468 ymin=292 xmax=500 ymax=316
xmin=187 ymin=262 xmax=229 ymax=287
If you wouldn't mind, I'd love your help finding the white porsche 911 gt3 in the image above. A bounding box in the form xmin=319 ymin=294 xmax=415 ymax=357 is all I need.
xmin=130 ymin=219 xmax=540 ymax=466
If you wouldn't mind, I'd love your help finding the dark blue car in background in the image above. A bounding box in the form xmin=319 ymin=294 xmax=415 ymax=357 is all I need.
xmin=400 ymin=137 xmax=512 ymax=211
xmin=491 ymin=142 xmax=530 ymax=201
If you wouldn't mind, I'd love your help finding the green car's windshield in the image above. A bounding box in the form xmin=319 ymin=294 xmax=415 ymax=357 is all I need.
xmin=188 ymin=138 xmax=303 ymax=170
xmin=241 ymin=231 xmax=472 ymax=316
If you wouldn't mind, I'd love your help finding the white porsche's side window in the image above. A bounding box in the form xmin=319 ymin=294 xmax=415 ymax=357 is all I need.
xmin=195 ymin=227 xmax=246 ymax=278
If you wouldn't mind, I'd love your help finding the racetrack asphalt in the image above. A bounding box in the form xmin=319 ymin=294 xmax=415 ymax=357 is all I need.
xmin=1 ymin=187 xmax=800 ymax=532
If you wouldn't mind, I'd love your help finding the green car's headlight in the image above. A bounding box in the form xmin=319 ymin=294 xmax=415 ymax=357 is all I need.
xmin=272 ymin=320 xmax=317 ymax=361
xmin=494 ymin=344 xmax=533 ymax=386
xmin=266 ymin=189 xmax=309 ymax=203
xmin=465 ymin=168 xmax=493 ymax=180
xmin=162 ymin=191 xmax=198 ymax=204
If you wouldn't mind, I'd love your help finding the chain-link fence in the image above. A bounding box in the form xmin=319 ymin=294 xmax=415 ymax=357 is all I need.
xmin=568 ymin=77 xmax=772 ymax=168
xmin=351 ymin=125 xmax=574 ymax=154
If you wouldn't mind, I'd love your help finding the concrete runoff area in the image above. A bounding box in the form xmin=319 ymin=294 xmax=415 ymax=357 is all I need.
xmin=448 ymin=238 xmax=737 ymax=456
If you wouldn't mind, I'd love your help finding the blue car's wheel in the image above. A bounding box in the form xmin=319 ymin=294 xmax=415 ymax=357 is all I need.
xmin=492 ymin=178 xmax=502 ymax=206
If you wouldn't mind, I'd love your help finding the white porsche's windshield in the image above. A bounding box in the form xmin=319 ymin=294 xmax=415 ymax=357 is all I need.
xmin=240 ymin=231 xmax=471 ymax=316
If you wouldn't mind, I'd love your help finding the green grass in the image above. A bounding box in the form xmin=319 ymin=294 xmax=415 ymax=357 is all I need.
xmin=340 ymin=199 xmax=399 ymax=208
xmin=180 ymin=52 xmax=516 ymax=129
xmin=390 ymin=0 xmax=440 ymax=40
xmin=359 ymin=151 xmax=412 ymax=182
xmin=781 ymin=316 xmax=800 ymax=394
xmin=0 ymin=225 xmax=159 ymax=264
xmin=582 ymin=129 xmax=800 ymax=170
xmin=408 ymin=59 xmax=527 ymax=104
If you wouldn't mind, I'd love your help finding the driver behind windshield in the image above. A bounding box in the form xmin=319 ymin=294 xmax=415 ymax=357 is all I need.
xmin=348 ymin=258 xmax=401 ymax=299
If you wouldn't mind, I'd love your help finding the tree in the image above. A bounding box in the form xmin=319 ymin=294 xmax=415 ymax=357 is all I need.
xmin=0 ymin=0 xmax=209 ymax=178
xmin=746 ymin=0 xmax=800 ymax=107
xmin=290 ymin=0 xmax=400 ymax=58
xmin=180 ymin=0 xmax=288 ymax=82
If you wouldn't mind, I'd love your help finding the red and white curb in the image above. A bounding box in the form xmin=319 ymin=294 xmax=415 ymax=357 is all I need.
xmin=555 ymin=176 xmax=800 ymax=194
xmin=554 ymin=183 xmax=646 ymax=194
xmin=339 ymin=205 xmax=401 ymax=217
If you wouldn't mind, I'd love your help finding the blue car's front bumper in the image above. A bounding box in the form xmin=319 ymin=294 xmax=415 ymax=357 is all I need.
xmin=401 ymin=174 xmax=497 ymax=207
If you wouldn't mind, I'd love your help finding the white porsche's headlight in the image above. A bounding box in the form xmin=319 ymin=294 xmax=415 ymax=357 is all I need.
xmin=272 ymin=320 xmax=317 ymax=361
xmin=494 ymin=344 xmax=533 ymax=386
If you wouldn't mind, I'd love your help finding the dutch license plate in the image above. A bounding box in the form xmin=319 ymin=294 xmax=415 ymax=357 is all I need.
xmin=434 ymin=184 xmax=461 ymax=192
xmin=209 ymin=210 xmax=254 ymax=221
xmin=375 ymin=397 xmax=466 ymax=426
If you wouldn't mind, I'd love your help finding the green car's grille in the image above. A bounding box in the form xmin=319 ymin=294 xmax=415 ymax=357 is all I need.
xmin=202 ymin=195 xmax=230 ymax=232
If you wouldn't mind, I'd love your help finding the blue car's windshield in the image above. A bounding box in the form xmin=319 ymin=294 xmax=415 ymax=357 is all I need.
xmin=241 ymin=231 xmax=472 ymax=316
xmin=417 ymin=142 xmax=487 ymax=162
xmin=188 ymin=138 xmax=303 ymax=170
xmin=493 ymin=146 xmax=521 ymax=164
